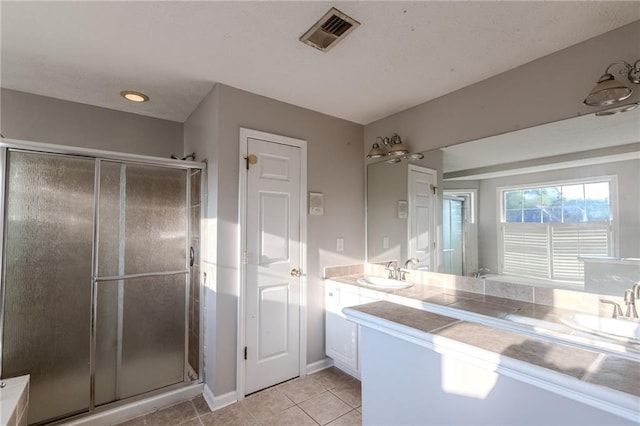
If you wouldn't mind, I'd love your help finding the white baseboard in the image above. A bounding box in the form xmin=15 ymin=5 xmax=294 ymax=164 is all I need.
xmin=63 ymin=383 xmax=204 ymax=426
xmin=332 ymin=360 xmax=361 ymax=380
xmin=203 ymin=385 xmax=238 ymax=412
xmin=306 ymin=357 xmax=334 ymax=375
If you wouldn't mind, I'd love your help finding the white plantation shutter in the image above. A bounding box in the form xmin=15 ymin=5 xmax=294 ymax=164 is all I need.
xmin=499 ymin=178 xmax=615 ymax=286
xmin=551 ymin=222 xmax=611 ymax=281
xmin=501 ymin=224 xmax=550 ymax=279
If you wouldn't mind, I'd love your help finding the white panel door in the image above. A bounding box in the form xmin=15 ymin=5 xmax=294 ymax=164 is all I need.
xmin=245 ymin=137 xmax=301 ymax=394
xmin=408 ymin=165 xmax=437 ymax=271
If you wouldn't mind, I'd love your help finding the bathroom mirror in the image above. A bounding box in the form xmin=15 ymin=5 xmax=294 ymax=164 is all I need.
xmin=366 ymin=108 xmax=640 ymax=295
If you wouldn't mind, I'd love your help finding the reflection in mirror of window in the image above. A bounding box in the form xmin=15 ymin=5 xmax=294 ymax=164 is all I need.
xmin=499 ymin=177 xmax=616 ymax=287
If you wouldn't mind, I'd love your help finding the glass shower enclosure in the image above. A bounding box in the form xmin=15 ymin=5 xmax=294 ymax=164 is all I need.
xmin=0 ymin=143 xmax=204 ymax=425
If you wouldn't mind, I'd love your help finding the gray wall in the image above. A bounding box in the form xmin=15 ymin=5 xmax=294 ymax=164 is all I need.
xmin=184 ymin=84 xmax=364 ymax=398
xmin=477 ymin=159 xmax=640 ymax=274
xmin=1 ymin=88 xmax=183 ymax=157
xmin=364 ymin=21 xmax=640 ymax=154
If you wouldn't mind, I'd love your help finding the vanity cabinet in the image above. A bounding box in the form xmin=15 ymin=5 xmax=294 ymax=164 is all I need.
xmin=325 ymin=280 xmax=385 ymax=378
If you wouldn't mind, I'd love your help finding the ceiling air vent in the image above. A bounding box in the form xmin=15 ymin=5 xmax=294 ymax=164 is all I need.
xmin=300 ymin=7 xmax=360 ymax=52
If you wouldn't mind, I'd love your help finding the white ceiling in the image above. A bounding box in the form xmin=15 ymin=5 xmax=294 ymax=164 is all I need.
xmin=2 ymin=1 xmax=639 ymax=124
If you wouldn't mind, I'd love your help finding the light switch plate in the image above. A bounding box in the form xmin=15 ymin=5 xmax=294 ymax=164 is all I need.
xmin=397 ymin=200 xmax=408 ymax=219
xmin=309 ymin=192 xmax=324 ymax=215
xmin=336 ymin=237 xmax=344 ymax=252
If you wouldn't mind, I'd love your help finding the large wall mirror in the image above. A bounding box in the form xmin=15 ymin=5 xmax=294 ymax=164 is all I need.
xmin=366 ymin=108 xmax=640 ymax=296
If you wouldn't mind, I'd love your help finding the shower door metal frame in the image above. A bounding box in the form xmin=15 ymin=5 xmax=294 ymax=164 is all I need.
xmin=0 ymin=137 xmax=206 ymax=422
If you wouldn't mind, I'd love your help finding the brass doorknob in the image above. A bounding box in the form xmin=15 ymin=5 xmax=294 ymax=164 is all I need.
xmin=290 ymin=268 xmax=301 ymax=277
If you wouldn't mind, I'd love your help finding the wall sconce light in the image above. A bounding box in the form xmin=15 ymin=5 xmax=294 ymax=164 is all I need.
xmin=367 ymin=133 xmax=410 ymax=158
xmin=584 ymin=60 xmax=640 ymax=107
xmin=366 ymin=133 xmax=425 ymax=163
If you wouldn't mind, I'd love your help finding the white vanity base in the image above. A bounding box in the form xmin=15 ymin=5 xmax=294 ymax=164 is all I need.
xmin=360 ymin=327 xmax=636 ymax=425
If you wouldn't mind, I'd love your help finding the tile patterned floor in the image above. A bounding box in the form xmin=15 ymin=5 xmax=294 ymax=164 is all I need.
xmin=116 ymin=367 xmax=361 ymax=426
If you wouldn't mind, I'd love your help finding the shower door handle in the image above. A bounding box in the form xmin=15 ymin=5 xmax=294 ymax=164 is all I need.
xmin=190 ymin=246 xmax=195 ymax=267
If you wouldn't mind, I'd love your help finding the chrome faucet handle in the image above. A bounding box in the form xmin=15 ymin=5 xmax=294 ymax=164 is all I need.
xmin=633 ymin=283 xmax=640 ymax=300
xmin=399 ymin=268 xmax=413 ymax=280
xmin=623 ymin=290 xmax=639 ymax=319
xmin=600 ymin=299 xmax=624 ymax=318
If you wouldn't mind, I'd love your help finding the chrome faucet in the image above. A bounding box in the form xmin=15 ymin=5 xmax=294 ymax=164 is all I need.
xmin=400 ymin=257 xmax=419 ymax=280
xmin=600 ymin=299 xmax=624 ymax=318
xmin=633 ymin=283 xmax=640 ymax=300
xmin=623 ymin=289 xmax=638 ymax=319
xmin=473 ymin=267 xmax=490 ymax=279
xmin=385 ymin=261 xmax=400 ymax=280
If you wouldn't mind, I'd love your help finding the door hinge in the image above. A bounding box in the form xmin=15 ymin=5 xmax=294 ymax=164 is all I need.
xmin=244 ymin=346 xmax=248 ymax=360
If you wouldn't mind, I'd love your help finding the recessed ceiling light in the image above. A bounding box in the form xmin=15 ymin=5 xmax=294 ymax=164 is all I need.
xmin=120 ymin=90 xmax=149 ymax=103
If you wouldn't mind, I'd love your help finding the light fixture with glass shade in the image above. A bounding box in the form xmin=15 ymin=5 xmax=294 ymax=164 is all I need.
xmin=367 ymin=133 xmax=424 ymax=162
xmin=367 ymin=133 xmax=409 ymax=158
xmin=386 ymin=134 xmax=409 ymax=156
xmin=366 ymin=141 xmax=387 ymax=158
xmin=584 ymin=60 xmax=640 ymax=107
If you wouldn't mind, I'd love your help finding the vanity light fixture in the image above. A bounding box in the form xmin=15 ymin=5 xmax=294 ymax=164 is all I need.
xmin=120 ymin=90 xmax=149 ymax=103
xmin=366 ymin=142 xmax=387 ymax=158
xmin=367 ymin=133 xmax=409 ymax=158
xmin=386 ymin=134 xmax=409 ymax=156
xmin=584 ymin=60 xmax=640 ymax=107
xmin=367 ymin=133 xmax=425 ymax=162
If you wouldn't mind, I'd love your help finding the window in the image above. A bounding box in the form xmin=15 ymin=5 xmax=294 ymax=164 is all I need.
xmin=499 ymin=178 xmax=615 ymax=285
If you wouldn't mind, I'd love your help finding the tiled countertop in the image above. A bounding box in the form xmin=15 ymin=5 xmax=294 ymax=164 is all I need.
xmin=329 ymin=276 xmax=640 ymax=422
xmin=330 ymin=274 xmax=640 ymax=357
xmin=0 ymin=375 xmax=29 ymax=426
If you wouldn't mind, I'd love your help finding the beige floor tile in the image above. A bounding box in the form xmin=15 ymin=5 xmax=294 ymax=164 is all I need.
xmin=115 ymin=416 xmax=145 ymax=426
xmin=277 ymin=375 xmax=326 ymax=403
xmin=199 ymin=403 xmax=258 ymax=426
xmin=327 ymin=409 xmax=362 ymax=426
xmin=298 ymin=391 xmax=352 ymax=425
xmin=239 ymin=388 xmax=295 ymax=421
xmin=192 ymin=395 xmax=212 ymax=416
xmin=311 ymin=367 xmax=355 ymax=390
xmin=329 ymin=379 xmax=361 ymax=408
xmin=179 ymin=418 xmax=203 ymax=426
xmin=144 ymin=401 xmax=198 ymax=426
xmin=260 ymin=405 xmax=317 ymax=426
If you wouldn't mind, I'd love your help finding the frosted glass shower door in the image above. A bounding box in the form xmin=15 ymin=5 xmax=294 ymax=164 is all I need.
xmin=2 ymin=151 xmax=95 ymax=424
xmin=94 ymin=162 xmax=188 ymax=404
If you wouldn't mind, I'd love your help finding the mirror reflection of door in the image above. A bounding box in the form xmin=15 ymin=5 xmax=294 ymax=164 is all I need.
xmin=442 ymin=190 xmax=478 ymax=277
xmin=443 ymin=196 xmax=465 ymax=275
xmin=408 ymin=165 xmax=437 ymax=271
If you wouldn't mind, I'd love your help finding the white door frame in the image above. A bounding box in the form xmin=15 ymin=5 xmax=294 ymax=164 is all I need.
xmin=237 ymin=128 xmax=307 ymax=400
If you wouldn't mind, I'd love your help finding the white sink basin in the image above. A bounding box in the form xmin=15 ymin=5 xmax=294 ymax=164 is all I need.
xmin=560 ymin=313 xmax=640 ymax=343
xmin=357 ymin=276 xmax=413 ymax=289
